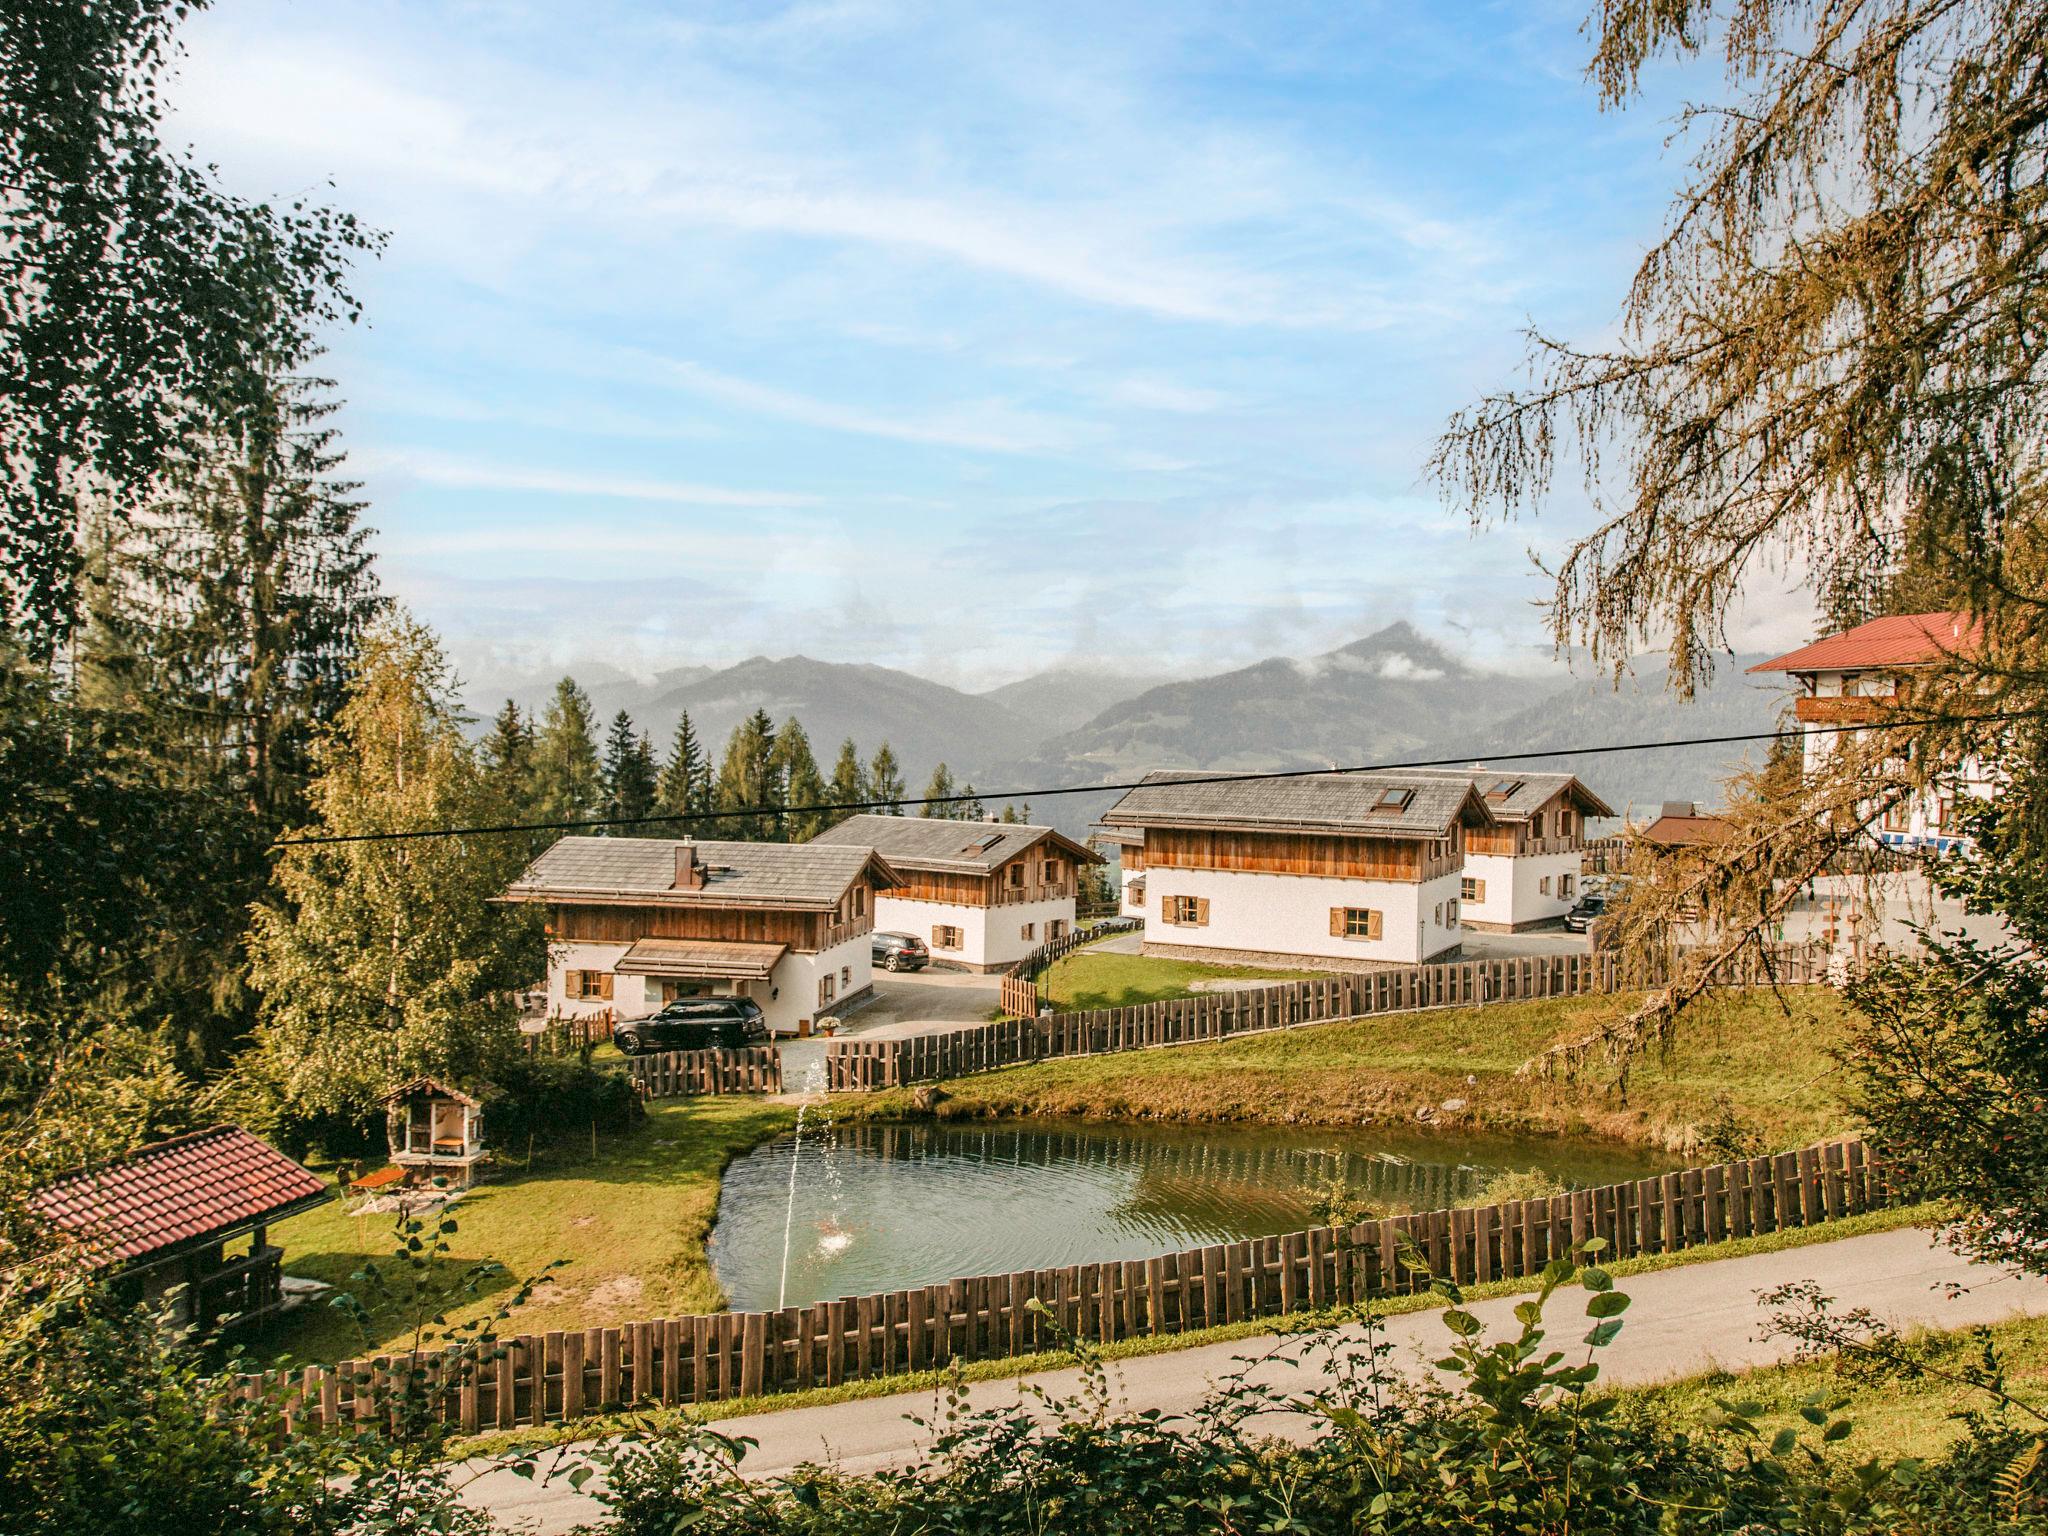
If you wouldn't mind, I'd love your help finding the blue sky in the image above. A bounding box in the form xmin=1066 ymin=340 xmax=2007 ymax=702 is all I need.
xmin=168 ymin=0 xmax=1811 ymax=696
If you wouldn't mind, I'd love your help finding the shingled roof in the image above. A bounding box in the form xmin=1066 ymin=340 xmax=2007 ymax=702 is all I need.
xmin=1099 ymin=769 xmax=1493 ymax=839
xmin=1405 ymin=768 xmax=1616 ymax=821
xmin=808 ymin=813 xmax=1103 ymax=874
xmin=1750 ymin=612 xmax=1980 ymax=675
xmin=30 ymin=1126 xmax=331 ymax=1266
xmin=499 ymin=836 xmax=901 ymax=910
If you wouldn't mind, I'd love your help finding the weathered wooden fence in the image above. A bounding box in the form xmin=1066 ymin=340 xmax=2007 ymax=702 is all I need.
xmin=840 ymin=943 xmax=1838 ymax=1093
xmin=247 ymin=1137 xmax=1905 ymax=1438
xmin=521 ymin=1010 xmax=615 ymax=1055
xmin=998 ymin=917 xmax=1142 ymax=1017
xmin=627 ymin=1046 xmax=783 ymax=1098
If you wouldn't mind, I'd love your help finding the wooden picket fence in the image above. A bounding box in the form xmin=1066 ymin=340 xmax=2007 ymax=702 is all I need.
xmin=627 ymin=1046 xmax=783 ymax=1098
xmin=243 ymin=1136 xmax=1907 ymax=1438
xmin=839 ymin=943 xmax=1841 ymax=1093
xmin=521 ymin=1010 xmax=615 ymax=1055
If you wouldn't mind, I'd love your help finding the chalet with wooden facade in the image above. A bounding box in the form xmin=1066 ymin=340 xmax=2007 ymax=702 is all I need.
xmin=1750 ymin=611 xmax=1992 ymax=853
xmin=808 ymin=814 xmax=1105 ymax=971
xmin=498 ymin=836 xmax=903 ymax=1037
xmin=1096 ymin=769 xmax=1495 ymax=969
xmin=30 ymin=1126 xmax=331 ymax=1334
xmin=1411 ymin=769 xmax=1613 ymax=931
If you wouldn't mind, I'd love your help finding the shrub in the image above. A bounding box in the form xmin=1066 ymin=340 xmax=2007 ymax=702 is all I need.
xmin=482 ymin=1052 xmax=638 ymax=1154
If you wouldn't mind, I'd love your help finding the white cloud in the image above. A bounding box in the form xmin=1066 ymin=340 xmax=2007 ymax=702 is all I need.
xmin=359 ymin=448 xmax=820 ymax=508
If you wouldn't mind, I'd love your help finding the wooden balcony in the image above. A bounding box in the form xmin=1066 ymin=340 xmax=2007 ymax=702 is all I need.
xmin=1795 ymin=695 xmax=1893 ymax=724
xmin=991 ymin=882 xmax=1074 ymax=908
xmin=817 ymin=914 xmax=875 ymax=950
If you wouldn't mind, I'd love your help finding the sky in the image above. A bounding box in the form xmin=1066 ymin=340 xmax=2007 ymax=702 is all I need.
xmin=167 ymin=0 xmax=1815 ymax=698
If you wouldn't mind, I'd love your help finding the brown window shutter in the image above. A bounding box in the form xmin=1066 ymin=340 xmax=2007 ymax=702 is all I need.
xmin=1329 ymin=907 xmax=1345 ymax=937
xmin=1161 ymin=891 xmax=1175 ymax=925
xmin=598 ymin=972 xmax=614 ymax=1000
xmin=1367 ymin=910 xmax=1383 ymax=941
xmin=932 ymin=924 xmax=944 ymax=944
xmin=1474 ymin=878 xmax=1485 ymax=902
xmin=1194 ymin=897 xmax=1210 ymax=926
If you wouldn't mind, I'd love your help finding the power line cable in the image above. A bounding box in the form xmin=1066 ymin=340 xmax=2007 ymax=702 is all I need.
xmin=269 ymin=706 xmax=2031 ymax=849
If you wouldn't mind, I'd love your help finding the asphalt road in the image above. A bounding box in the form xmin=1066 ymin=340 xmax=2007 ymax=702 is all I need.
xmin=458 ymin=1225 xmax=2048 ymax=1531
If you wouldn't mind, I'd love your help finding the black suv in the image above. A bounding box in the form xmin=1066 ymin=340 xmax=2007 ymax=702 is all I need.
xmin=613 ymin=996 xmax=767 ymax=1055
xmin=1562 ymin=893 xmax=1608 ymax=934
xmin=872 ymin=931 xmax=929 ymax=972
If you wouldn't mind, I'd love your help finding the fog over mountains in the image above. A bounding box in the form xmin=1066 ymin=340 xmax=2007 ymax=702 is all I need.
xmin=470 ymin=623 xmax=1791 ymax=836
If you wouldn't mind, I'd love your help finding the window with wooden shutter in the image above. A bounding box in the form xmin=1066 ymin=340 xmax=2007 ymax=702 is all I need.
xmin=1166 ymin=894 xmax=1205 ymax=926
xmin=1460 ymin=876 xmax=1485 ymax=902
xmin=1335 ymin=907 xmax=1381 ymax=940
xmin=566 ymin=970 xmax=614 ymax=1001
xmin=1539 ymin=876 xmax=1552 ymax=896
xmin=1020 ymin=922 xmax=1034 ymax=941
xmin=931 ymin=924 xmax=964 ymax=949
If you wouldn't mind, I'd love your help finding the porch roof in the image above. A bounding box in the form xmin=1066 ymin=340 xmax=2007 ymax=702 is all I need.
xmin=612 ymin=937 xmax=789 ymax=980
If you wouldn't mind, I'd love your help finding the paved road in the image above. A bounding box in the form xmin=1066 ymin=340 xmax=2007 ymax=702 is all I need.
xmin=459 ymin=1226 xmax=2048 ymax=1531
xmin=779 ymin=970 xmax=1003 ymax=1088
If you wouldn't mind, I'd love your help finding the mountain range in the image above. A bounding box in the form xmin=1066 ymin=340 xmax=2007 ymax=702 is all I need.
xmin=467 ymin=623 xmax=1792 ymax=835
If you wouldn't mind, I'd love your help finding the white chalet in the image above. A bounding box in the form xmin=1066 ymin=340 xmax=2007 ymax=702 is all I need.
xmin=1750 ymin=611 xmax=1992 ymax=854
xmin=1412 ymin=769 xmax=1613 ymax=931
xmin=498 ymin=836 xmax=902 ymax=1037
xmin=808 ymin=814 xmax=1104 ymax=972
xmin=1097 ymin=769 xmax=1494 ymax=969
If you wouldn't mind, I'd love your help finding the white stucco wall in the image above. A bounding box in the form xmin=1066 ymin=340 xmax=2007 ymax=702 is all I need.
xmin=1799 ymin=668 xmax=1996 ymax=848
xmin=545 ymin=931 xmax=875 ymax=1037
xmin=873 ymin=894 xmax=1077 ymax=970
xmin=1464 ymin=851 xmax=1581 ymax=928
xmin=1142 ymin=866 xmax=1463 ymax=966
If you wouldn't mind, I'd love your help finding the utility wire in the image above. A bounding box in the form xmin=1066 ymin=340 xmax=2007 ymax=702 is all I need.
xmin=269 ymin=707 xmax=2032 ymax=849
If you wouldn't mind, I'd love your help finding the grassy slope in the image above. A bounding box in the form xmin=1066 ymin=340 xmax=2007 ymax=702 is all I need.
xmin=264 ymin=1096 xmax=795 ymax=1367
xmin=1624 ymin=1311 xmax=2048 ymax=1463
xmin=854 ymin=986 xmax=1860 ymax=1153
xmin=1039 ymin=950 xmax=1329 ymax=1010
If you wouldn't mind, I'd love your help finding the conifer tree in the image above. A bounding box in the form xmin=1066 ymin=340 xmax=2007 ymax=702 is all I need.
xmin=481 ymin=699 xmax=536 ymax=816
xmin=656 ymin=710 xmax=711 ymax=830
xmin=126 ymin=359 xmax=383 ymax=826
xmin=771 ymin=718 xmax=828 ymax=841
xmin=530 ymin=678 xmax=601 ymax=829
xmin=957 ymin=783 xmax=987 ymax=821
xmin=921 ymin=763 xmax=957 ymax=817
xmin=869 ymin=742 xmax=905 ymax=815
xmin=601 ymin=710 xmax=658 ymax=832
xmin=714 ymin=709 xmax=781 ymax=840
xmin=823 ymin=738 xmax=867 ymax=830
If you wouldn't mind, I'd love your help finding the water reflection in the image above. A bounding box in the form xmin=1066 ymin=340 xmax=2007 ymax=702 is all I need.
xmin=710 ymin=1117 xmax=1666 ymax=1312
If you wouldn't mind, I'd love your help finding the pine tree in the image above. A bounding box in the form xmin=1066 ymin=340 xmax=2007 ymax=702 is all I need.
xmin=244 ymin=615 xmax=539 ymax=1122
xmin=956 ymin=783 xmax=987 ymax=821
xmin=601 ymin=710 xmax=658 ymax=832
xmin=921 ymin=763 xmax=957 ymax=817
xmin=823 ymin=738 xmax=867 ymax=830
xmin=530 ymin=678 xmax=601 ymax=830
xmin=125 ymin=358 xmax=384 ymax=827
xmin=772 ymin=718 xmax=828 ymax=841
xmin=656 ymin=711 xmax=711 ymax=831
xmin=998 ymin=801 xmax=1031 ymax=824
xmin=869 ymin=742 xmax=906 ymax=815
xmin=481 ymin=699 xmax=536 ymax=812
xmin=714 ymin=709 xmax=781 ymax=840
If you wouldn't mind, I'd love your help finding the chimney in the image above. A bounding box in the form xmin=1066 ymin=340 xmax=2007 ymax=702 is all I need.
xmin=1660 ymin=801 xmax=1696 ymax=820
xmin=673 ymin=842 xmax=703 ymax=891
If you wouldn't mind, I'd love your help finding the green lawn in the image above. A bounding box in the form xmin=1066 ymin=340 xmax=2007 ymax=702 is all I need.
xmin=859 ymin=987 xmax=1861 ymax=1154
xmin=261 ymin=1095 xmax=795 ymax=1367
xmin=1038 ymin=949 xmax=1329 ymax=1010
xmin=1623 ymin=1311 xmax=2048 ymax=1463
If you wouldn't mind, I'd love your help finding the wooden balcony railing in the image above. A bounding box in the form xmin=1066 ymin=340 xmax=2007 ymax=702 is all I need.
xmin=1796 ymin=695 xmax=1893 ymax=724
xmin=991 ymin=883 xmax=1074 ymax=908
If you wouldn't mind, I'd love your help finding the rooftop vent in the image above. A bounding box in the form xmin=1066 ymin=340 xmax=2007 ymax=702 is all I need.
xmin=672 ymin=843 xmax=703 ymax=891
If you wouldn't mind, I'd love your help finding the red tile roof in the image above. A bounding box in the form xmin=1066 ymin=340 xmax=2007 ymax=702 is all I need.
xmin=1749 ymin=612 xmax=1980 ymax=674
xmin=30 ymin=1126 xmax=331 ymax=1265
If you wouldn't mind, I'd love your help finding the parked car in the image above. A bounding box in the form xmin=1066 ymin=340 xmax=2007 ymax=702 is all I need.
xmin=613 ymin=996 xmax=767 ymax=1055
xmin=872 ymin=931 xmax=929 ymax=971
xmin=1562 ymin=893 xmax=1608 ymax=933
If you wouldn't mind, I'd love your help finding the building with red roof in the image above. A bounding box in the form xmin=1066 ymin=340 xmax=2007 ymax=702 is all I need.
xmin=1750 ymin=610 xmax=1990 ymax=853
xmin=30 ymin=1126 xmax=332 ymax=1333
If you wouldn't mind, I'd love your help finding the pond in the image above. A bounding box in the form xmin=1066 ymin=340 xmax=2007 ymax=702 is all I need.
xmin=708 ymin=1116 xmax=1671 ymax=1312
